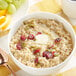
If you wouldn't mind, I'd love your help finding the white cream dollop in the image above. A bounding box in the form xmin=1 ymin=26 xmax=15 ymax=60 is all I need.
xmin=35 ymin=34 xmax=49 ymax=44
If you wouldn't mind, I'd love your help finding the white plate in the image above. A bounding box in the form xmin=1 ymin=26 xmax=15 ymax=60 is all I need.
xmin=8 ymin=0 xmax=29 ymax=29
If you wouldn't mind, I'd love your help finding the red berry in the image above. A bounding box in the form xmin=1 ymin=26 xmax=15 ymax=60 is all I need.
xmin=28 ymin=34 xmax=35 ymax=40
xmin=20 ymin=35 xmax=26 ymax=41
xmin=52 ymin=51 xmax=55 ymax=56
xmin=43 ymin=51 xmax=49 ymax=57
xmin=46 ymin=53 xmax=53 ymax=59
xmin=34 ymin=49 xmax=40 ymax=54
xmin=16 ymin=43 xmax=22 ymax=50
xmin=36 ymin=32 xmax=42 ymax=35
xmin=55 ymin=38 xmax=62 ymax=43
xmin=35 ymin=57 xmax=38 ymax=63
xmin=43 ymin=51 xmax=53 ymax=59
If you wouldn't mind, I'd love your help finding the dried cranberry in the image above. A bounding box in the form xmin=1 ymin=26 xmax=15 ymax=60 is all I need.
xmin=34 ymin=49 xmax=40 ymax=54
xmin=16 ymin=43 xmax=22 ymax=50
xmin=43 ymin=51 xmax=53 ymax=59
xmin=46 ymin=53 xmax=53 ymax=59
xmin=28 ymin=34 xmax=35 ymax=40
xmin=36 ymin=32 xmax=42 ymax=35
xmin=52 ymin=51 xmax=55 ymax=56
xmin=20 ymin=35 xmax=26 ymax=41
xmin=55 ymin=38 xmax=62 ymax=43
xmin=43 ymin=51 xmax=49 ymax=57
xmin=35 ymin=57 xmax=38 ymax=63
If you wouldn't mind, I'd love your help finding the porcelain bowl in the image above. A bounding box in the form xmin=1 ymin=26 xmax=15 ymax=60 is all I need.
xmin=8 ymin=12 xmax=76 ymax=75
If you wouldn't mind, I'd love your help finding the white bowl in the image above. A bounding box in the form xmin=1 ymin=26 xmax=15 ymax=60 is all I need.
xmin=8 ymin=12 xmax=76 ymax=75
xmin=62 ymin=0 xmax=76 ymax=18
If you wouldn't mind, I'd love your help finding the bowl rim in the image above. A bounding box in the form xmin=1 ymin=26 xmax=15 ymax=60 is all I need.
xmin=8 ymin=12 xmax=76 ymax=71
xmin=68 ymin=0 xmax=76 ymax=3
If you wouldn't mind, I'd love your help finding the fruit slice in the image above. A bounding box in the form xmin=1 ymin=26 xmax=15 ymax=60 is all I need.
xmin=5 ymin=0 xmax=13 ymax=3
xmin=12 ymin=0 xmax=26 ymax=9
xmin=0 ymin=15 xmax=11 ymax=30
xmin=29 ymin=0 xmax=61 ymax=13
xmin=21 ymin=0 xmax=26 ymax=3
xmin=8 ymin=4 xmax=16 ymax=14
xmin=12 ymin=0 xmax=22 ymax=9
xmin=0 ymin=10 xmax=7 ymax=17
xmin=0 ymin=0 xmax=8 ymax=9
xmin=0 ymin=16 xmax=6 ymax=25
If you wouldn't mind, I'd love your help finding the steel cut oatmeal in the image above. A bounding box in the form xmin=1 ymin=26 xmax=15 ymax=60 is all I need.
xmin=10 ymin=18 xmax=73 ymax=68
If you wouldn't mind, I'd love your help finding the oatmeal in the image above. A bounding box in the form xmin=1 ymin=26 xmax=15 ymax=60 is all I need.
xmin=10 ymin=18 xmax=73 ymax=68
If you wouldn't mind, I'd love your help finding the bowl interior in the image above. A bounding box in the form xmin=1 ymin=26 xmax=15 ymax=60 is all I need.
xmin=8 ymin=12 xmax=76 ymax=74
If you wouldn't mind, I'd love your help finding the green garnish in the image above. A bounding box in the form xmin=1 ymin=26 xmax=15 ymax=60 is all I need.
xmin=28 ymin=24 xmax=37 ymax=27
xmin=25 ymin=26 xmax=29 ymax=30
xmin=21 ymin=42 xmax=26 ymax=48
xmin=36 ymin=63 xmax=40 ymax=68
xmin=54 ymin=53 xmax=59 ymax=56
xmin=51 ymin=49 xmax=56 ymax=52
xmin=46 ymin=49 xmax=51 ymax=52
xmin=31 ymin=46 xmax=36 ymax=48
xmin=47 ymin=49 xmax=56 ymax=52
